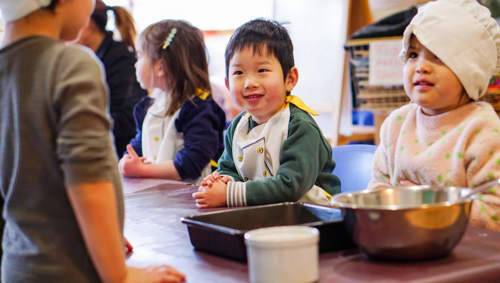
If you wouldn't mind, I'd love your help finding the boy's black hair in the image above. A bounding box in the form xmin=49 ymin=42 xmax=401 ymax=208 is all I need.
xmin=224 ymin=18 xmax=294 ymax=80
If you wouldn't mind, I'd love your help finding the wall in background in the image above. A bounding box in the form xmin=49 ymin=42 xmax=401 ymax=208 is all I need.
xmin=106 ymin=0 xmax=350 ymax=143
xmin=106 ymin=0 xmax=272 ymax=31
xmin=369 ymin=0 xmax=430 ymax=20
xmin=0 ymin=0 xmax=352 ymax=144
xmin=274 ymin=0 xmax=349 ymax=142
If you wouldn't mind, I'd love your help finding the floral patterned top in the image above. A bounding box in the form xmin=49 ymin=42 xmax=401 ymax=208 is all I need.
xmin=369 ymin=102 xmax=500 ymax=231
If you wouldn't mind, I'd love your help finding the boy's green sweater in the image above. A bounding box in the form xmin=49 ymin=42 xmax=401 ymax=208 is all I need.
xmin=218 ymin=104 xmax=340 ymax=205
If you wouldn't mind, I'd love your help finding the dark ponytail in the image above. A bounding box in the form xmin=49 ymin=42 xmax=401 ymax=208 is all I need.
xmin=109 ymin=6 xmax=137 ymax=52
xmin=91 ymin=0 xmax=137 ymax=52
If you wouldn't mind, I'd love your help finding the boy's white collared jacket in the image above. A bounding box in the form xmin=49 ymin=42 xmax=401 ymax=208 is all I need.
xmin=218 ymin=104 xmax=340 ymax=207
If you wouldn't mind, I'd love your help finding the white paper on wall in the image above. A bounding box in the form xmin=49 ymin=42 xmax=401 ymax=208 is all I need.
xmin=369 ymin=39 xmax=404 ymax=86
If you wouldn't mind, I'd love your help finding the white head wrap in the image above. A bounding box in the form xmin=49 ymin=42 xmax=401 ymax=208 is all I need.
xmin=400 ymin=0 xmax=500 ymax=100
xmin=0 ymin=0 xmax=52 ymax=22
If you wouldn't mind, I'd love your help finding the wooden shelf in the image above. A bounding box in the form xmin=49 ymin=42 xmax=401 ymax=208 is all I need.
xmin=338 ymin=125 xmax=375 ymax=145
xmin=346 ymin=36 xmax=402 ymax=47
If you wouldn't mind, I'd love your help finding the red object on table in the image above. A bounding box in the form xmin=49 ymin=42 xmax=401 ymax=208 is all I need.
xmin=125 ymin=239 xmax=133 ymax=256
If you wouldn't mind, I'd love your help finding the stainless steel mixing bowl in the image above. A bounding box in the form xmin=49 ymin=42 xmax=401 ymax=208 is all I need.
xmin=331 ymin=186 xmax=474 ymax=261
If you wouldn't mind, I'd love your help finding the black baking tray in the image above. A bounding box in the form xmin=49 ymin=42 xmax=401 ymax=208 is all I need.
xmin=181 ymin=202 xmax=355 ymax=262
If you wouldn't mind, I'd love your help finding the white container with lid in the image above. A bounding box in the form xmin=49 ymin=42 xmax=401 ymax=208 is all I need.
xmin=244 ymin=226 xmax=319 ymax=283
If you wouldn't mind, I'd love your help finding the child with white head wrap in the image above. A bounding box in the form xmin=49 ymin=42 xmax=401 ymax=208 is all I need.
xmin=400 ymin=0 xmax=500 ymax=101
xmin=368 ymin=0 xmax=500 ymax=231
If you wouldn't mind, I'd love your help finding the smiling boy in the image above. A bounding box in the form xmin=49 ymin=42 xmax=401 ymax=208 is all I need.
xmin=193 ymin=19 xmax=340 ymax=208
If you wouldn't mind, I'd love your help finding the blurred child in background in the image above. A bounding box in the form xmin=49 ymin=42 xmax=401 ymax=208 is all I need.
xmin=193 ymin=19 xmax=340 ymax=208
xmin=77 ymin=0 xmax=146 ymax=157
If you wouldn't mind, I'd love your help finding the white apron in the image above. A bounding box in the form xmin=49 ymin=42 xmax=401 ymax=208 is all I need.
xmin=142 ymin=90 xmax=211 ymax=182
xmin=231 ymin=105 xmax=330 ymax=205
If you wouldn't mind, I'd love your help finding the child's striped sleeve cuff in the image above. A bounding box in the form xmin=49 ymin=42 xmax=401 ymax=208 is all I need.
xmin=226 ymin=181 xmax=247 ymax=207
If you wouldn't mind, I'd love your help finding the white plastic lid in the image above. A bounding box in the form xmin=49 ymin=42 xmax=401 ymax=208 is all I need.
xmin=244 ymin=226 xmax=319 ymax=248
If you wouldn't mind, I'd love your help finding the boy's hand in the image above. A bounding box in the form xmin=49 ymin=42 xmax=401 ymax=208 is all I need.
xmin=219 ymin=175 xmax=232 ymax=184
xmin=124 ymin=266 xmax=186 ymax=283
xmin=192 ymin=180 xmax=228 ymax=208
xmin=200 ymin=172 xmax=219 ymax=187
xmin=200 ymin=172 xmax=231 ymax=188
xmin=399 ymin=179 xmax=416 ymax=186
xmin=119 ymin=145 xmax=145 ymax=177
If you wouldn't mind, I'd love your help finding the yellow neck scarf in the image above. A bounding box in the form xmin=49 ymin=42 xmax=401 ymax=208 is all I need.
xmin=285 ymin=95 xmax=318 ymax=116
xmin=195 ymin=88 xmax=210 ymax=100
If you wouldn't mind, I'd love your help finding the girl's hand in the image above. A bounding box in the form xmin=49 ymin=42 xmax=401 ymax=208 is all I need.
xmin=120 ymin=145 xmax=145 ymax=177
xmin=192 ymin=180 xmax=228 ymax=208
xmin=124 ymin=266 xmax=186 ymax=283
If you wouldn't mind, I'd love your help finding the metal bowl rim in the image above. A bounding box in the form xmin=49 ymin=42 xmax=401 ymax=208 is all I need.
xmin=331 ymin=186 xmax=475 ymax=210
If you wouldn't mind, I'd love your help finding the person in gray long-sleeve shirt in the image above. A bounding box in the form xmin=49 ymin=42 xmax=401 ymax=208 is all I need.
xmin=0 ymin=36 xmax=124 ymax=282
xmin=0 ymin=1 xmax=186 ymax=282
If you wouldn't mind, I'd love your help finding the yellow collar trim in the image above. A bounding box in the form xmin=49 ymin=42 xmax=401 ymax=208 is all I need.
xmin=195 ymin=88 xmax=210 ymax=100
xmin=285 ymin=95 xmax=318 ymax=116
